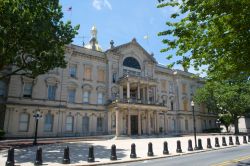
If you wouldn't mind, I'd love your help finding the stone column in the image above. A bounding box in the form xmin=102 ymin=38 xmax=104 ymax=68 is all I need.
xmin=116 ymin=109 xmax=120 ymax=136
xmin=142 ymin=87 xmax=145 ymax=103
xmin=137 ymin=83 xmax=140 ymax=100
xmin=154 ymin=86 xmax=157 ymax=103
xmin=155 ymin=112 xmax=159 ymax=134
xmin=138 ymin=111 xmax=141 ymax=135
xmin=146 ymin=85 xmax=149 ymax=104
xmin=147 ymin=111 xmax=151 ymax=135
xmin=127 ymin=82 xmax=130 ymax=101
xmin=128 ymin=109 xmax=131 ymax=136
xmin=119 ymin=85 xmax=123 ymax=101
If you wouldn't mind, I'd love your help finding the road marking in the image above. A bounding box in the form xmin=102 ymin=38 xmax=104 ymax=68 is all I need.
xmin=211 ymin=155 xmax=250 ymax=166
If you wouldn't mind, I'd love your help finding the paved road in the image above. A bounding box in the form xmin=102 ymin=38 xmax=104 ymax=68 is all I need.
xmin=109 ymin=145 xmax=250 ymax=166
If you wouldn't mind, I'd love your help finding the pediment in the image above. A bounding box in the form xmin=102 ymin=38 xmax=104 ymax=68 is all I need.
xmin=107 ymin=38 xmax=156 ymax=64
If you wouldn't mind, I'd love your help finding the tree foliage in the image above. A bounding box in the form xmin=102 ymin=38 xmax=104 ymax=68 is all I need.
xmin=219 ymin=114 xmax=233 ymax=133
xmin=194 ymin=74 xmax=250 ymax=134
xmin=157 ymin=0 xmax=250 ymax=79
xmin=0 ymin=0 xmax=79 ymax=79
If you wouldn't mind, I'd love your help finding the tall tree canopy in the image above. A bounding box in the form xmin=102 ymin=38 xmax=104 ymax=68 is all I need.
xmin=194 ymin=75 xmax=250 ymax=134
xmin=157 ymin=0 xmax=250 ymax=79
xmin=0 ymin=0 xmax=79 ymax=79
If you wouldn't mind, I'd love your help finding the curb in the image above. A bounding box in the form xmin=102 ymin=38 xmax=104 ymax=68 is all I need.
xmin=74 ymin=144 xmax=249 ymax=166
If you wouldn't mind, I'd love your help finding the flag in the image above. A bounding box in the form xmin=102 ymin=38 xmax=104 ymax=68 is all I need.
xmin=67 ymin=6 xmax=72 ymax=11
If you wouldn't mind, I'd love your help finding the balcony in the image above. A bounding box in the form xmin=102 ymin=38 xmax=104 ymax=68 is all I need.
xmin=108 ymin=98 xmax=168 ymax=111
xmin=118 ymin=74 xmax=158 ymax=85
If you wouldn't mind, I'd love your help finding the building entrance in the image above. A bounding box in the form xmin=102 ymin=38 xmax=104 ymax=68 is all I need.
xmin=131 ymin=115 xmax=138 ymax=135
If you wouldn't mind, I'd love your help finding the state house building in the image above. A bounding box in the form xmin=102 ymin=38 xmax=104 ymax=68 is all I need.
xmin=0 ymin=26 xmax=217 ymax=138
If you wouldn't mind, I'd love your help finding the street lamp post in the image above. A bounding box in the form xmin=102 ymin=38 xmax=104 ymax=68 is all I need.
xmin=191 ymin=101 xmax=198 ymax=150
xmin=33 ymin=110 xmax=42 ymax=146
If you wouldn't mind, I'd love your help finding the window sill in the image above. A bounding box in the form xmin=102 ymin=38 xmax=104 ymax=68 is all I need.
xmin=83 ymin=78 xmax=92 ymax=81
xmin=68 ymin=76 xmax=78 ymax=80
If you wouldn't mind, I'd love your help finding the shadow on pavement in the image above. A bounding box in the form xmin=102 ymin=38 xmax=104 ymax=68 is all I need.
xmin=2 ymin=142 xmax=127 ymax=164
xmin=237 ymin=160 xmax=250 ymax=166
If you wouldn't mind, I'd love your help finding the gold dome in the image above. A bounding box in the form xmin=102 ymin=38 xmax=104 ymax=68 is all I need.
xmin=84 ymin=26 xmax=102 ymax=51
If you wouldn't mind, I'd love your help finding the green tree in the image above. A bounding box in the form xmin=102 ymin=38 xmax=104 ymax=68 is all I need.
xmin=194 ymin=75 xmax=250 ymax=134
xmin=219 ymin=114 xmax=233 ymax=133
xmin=0 ymin=0 xmax=79 ymax=79
xmin=157 ymin=0 xmax=250 ymax=79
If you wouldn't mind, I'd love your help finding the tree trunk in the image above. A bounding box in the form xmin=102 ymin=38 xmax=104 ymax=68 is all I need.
xmin=226 ymin=126 xmax=229 ymax=133
xmin=234 ymin=118 xmax=239 ymax=134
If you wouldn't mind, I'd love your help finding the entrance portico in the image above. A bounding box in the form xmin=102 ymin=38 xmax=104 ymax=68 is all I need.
xmin=110 ymin=102 xmax=168 ymax=136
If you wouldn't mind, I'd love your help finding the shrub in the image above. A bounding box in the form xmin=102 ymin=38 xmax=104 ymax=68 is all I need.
xmin=0 ymin=130 xmax=5 ymax=138
xmin=203 ymin=128 xmax=222 ymax=133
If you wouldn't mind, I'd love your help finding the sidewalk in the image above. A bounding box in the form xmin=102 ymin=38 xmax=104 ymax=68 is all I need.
xmin=0 ymin=135 xmax=113 ymax=151
xmin=0 ymin=134 xmax=248 ymax=166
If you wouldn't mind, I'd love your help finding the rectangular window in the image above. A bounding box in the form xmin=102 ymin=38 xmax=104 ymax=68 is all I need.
xmin=44 ymin=114 xmax=53 ymax=132
xmin=209 ymin=120 xmax=212 ymax=127
xmin=48 ymin=85 xmax=56 ymax=100
xmin=190 ymin=85 xmax=195 ymax=95
xmin=69 ymin=64 xmax=77 ymax=78
xmin=23 ymin=83 xmax=32 ymax=98
xmin=169 ymin=82 xmax=174 ymax=93
xmin=171 ymin=101 xmax=174 ymax=111
xmin=19 ymin=113 xmax=29 ymax=131
xmin=183 ymin=100 xmax=188 ymax=111
xmin=97 ymin=117 xmax=103 ymax=132
xmin=182 ymin=84 xmax=186 ymax=94
xmin=98 ymin=69 xmax=105 ymax=82
xmin=83 ymin=91 xmax=89 ymax=103
xmin=68 ymin=89 xmax=76 ymax=103
xmin=66 ymin=116 xmax=74 ymax=131
xmin=112 ymin=73 xmax=117 ymax=83
xmin=97 ymin=92 xmax=103 ymax=104
xmin=84 ymin=66 xmax=92 ymax=80
xmin=161 ymin=80 xmax=167 ymax=92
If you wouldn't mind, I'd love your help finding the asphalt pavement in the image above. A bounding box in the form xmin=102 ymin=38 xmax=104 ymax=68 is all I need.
xmin=109 ymin=144 xmax=250 ymax=166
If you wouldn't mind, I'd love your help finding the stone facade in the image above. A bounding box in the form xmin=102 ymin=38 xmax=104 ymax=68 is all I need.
xmin=1 ymin=27 xmax=217 ymax=138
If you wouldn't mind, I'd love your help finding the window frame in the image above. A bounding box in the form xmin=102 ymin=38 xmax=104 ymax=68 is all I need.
xmin=19 ymin=113 xmax=30 ymax=132
xmin=65 ymin=116 xmax=74 ymax=132
xmin=68 ymin=89 xmax=76 ymax=103
xmin=44 ymin=113 xmax=54 ymax=132
xmin=23 ymin=82 xmax=33 ymax=98
xmin=97 ymin=117 xmax=103 ymax=132
xmin=47 ymin=85 xmax=56 ymax=101
xmin=84 ymin=66 xmax=92 ymax=80
xmin=83 ymin=91 xmax=90 ymax=104
xmin=69 ymin=64 xmax=77 ymax=78
xmin=97 ymin=92 xmax=103 ymax=105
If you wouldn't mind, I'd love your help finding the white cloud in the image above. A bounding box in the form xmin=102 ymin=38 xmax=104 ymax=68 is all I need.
xmin=92 ymin=0 xmax=112 ymax=10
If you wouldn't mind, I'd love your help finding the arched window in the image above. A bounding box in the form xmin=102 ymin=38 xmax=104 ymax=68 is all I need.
xmin=44 ymin=113 xmax=53 ymax=132
xmin=19 ymin=113 xmax=30 ymax=131
xmin=123 ymin=57 xmax=141 ymax=69
xmin=66 ymin=116 xmax=74 ymax=132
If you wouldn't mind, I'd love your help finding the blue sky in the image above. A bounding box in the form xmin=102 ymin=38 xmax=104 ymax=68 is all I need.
xmin=59 ymin=0 xmax=182 ymax=69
